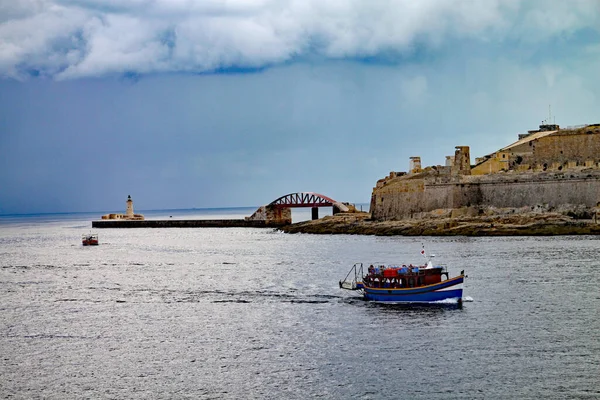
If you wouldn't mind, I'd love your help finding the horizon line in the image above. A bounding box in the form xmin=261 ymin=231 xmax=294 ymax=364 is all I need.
xmin=0 ymin=203 xmax=371 ymax=217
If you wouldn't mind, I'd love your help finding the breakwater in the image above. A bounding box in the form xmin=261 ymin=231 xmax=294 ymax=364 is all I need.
xmin=92 ymin=219 xmax=284 ymax=228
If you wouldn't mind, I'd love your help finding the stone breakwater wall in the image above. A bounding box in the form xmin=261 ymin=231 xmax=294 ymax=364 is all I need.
xmin=92 ymin=219 xmax=284 ymax=228
xmin=371 ymin=171 xmax=600 ymax=220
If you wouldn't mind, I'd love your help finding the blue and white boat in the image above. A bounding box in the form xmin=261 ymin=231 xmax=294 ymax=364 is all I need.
xmin=339 ymin=256 xmax=465 ymax=304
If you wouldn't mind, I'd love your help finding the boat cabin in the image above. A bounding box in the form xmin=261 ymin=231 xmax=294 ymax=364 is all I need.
xmin=363 ymin=264 xmax=448 ymax=288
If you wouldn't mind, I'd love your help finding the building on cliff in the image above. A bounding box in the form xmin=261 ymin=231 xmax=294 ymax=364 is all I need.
xmin=370 ymin=123 xmax=600 ymax=221
xmin=101 ymin=195 xmax=145 ymax=220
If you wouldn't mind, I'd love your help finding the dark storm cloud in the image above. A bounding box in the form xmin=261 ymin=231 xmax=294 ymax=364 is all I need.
xmin=1 ymin=1 xmax=599 ymax=79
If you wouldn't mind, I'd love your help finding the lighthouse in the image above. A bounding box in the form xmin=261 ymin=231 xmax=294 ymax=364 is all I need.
xmin=126 ymin=195 xmax=134 ymax=218
xmin=100 ymin=195 xmax=144 ymax=220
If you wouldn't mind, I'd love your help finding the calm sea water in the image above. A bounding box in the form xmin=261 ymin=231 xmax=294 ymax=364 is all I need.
xmin=1 ymin=209 xmax=599 ymax=399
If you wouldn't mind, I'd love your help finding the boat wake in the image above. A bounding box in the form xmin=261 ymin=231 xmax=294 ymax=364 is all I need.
xmin=431 ymin=298 xmax=462 ymax=305
xmin=424 ymin=295 xmax=473 ymax=305
xmin=175 ymin=289 xmax=343 ymax=305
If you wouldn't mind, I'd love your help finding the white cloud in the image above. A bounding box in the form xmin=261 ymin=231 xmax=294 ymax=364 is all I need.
xmin=1 ymin=0 xmax=598 ymax=79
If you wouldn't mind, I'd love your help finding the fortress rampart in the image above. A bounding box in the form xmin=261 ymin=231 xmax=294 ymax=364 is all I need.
xmin=371 ymin=124 xmax=600 ymax=221
xmin=532 ymin=131 xmax=600 ymax=166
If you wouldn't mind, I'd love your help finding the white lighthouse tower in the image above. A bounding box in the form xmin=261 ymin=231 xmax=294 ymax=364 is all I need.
xmin=126 ymin=195 xmax=134 ymax=219
xmin=100 ymin=195 xmax=144 ymax=220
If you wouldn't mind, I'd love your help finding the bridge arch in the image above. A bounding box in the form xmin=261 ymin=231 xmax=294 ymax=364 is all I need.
xmin=268 ymin=192 xmax=344 ymax=209
xmin=247 ymin=192 xmax=351 ymax=225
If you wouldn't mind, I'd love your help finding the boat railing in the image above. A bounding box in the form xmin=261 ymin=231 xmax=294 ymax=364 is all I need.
xmin=339 ymin=263 xmax=363 ymax=291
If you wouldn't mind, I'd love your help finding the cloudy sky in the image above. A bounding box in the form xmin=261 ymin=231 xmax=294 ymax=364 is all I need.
xmin=1 ymin=0 xmax=599 ymax=214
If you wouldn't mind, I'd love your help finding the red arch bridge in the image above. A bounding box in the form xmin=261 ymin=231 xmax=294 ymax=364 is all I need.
xmin=247 ymin=192 xmax=351 ymax=225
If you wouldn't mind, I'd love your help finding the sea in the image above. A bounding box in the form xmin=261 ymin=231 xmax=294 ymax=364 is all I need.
xmin=1 ymin=207 xmax=599 ymax=399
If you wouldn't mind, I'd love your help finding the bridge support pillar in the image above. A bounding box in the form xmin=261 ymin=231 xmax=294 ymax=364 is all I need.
xmin=268 ymin=207 xmax=292 ymax=225
xmin=311 ymin=207 xmax=319 ymax=220
xmin=246 ymin=205 xmax=292 ymax=226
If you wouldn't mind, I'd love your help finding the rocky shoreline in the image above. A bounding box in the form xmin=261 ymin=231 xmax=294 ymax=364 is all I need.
xmin=279 ymin=210 xmax=600 ymax=236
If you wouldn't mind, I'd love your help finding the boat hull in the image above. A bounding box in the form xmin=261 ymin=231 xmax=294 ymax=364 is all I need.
xmin=82 ymin=235 xmax=99 ymax=246
xmin=363 ymin=276 xmax=464 ymax=303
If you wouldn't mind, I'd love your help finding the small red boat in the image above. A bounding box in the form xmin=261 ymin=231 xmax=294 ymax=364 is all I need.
xmin=82 ymin=234 xmax=99 ymax=246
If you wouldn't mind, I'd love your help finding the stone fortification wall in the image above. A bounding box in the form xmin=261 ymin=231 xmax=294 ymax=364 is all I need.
xmin=371 ymin=126 xmax=600 ymax=221
xmin=449 ymin=172 xmax=600 ymax=209
xmin=534 ymin=130 xmax=600 ymax=167
xmin=371 ymin=179 xmax=426 ymax=219
xmin=506 ymin=128 xmax=600 ymax=172
xmin=371 ymin=171 xmax=600 ymax=220
xmin=370 ymin=179 xmax=451 ymax=219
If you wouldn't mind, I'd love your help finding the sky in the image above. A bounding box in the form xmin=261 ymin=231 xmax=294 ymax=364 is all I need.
xmin=1 ymin=0 xmax=599 ymax=214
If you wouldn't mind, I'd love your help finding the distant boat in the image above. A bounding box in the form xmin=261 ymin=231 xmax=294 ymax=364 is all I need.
xmin=82 ymin=233 xmax=99 ymax=246
xmin=339 ymin=256 xmax=465 ymax=304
